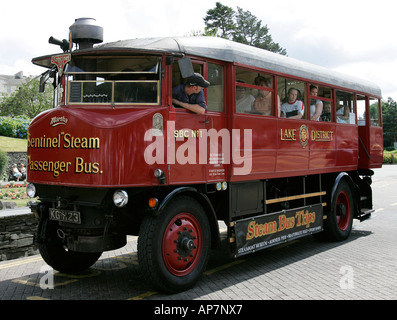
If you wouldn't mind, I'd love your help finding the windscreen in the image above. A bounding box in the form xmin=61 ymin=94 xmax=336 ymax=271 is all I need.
xmin=65 ymin=56 xmax=161 ymax=105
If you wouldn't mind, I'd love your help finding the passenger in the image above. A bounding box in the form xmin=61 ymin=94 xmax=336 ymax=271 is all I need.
xmin=281 ymin=88 xmax=304 ymax=119
xmin=309 ymin=85 xmax=323 ymax=121
xmin=252 ymin=76 xmax=281 ymax=116
xmin=336 ymin=100 xmax=350 ymax=123
xmin=321 ymin=102 xmax=332 ymax=122
xmin=236 ymin=81 xmax=255 ymax=113
xmin=172 ymin=73 xmax=210 ymax=115
xmin=12 ymin=164 xmax=22 ymax=181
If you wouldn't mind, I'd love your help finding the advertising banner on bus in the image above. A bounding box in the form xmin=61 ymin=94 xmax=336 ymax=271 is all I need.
xmin=234 ymin=204 xmax=323 ymax=257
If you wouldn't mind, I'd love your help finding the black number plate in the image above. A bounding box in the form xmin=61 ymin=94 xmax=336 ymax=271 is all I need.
xmin=49 ymin=208 xmax=81 ymax=224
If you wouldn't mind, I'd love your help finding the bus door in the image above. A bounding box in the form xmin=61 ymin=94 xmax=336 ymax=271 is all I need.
xmin=205 ymin=62 xmax=228 ymax=183
xmin=168 ymin=59 xmax=228 ymax=184
xmin=357 ymin=95 xmax=383 ymax=169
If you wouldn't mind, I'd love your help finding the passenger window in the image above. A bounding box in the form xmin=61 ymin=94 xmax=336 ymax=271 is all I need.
xmin=172 ymin=60 xmax=203 ymax=88
xmin=235 ymin=68 xmax=277 ymax=116
xmin=278 ymin=77 xmax=305 ymax=119
xmin=369 ymin=97 xmax=380 ymax=126
xmin=357 ymin=95 xmax=366 ymax=126
xmin=207 ymin=63 xmax=224 ymax=112
xmin=309 ymin=84 xmax=332 ymax=121
xmin=336 ymin=91 xmax=355 ymax=124
xmin=171 ymin=60 xmax=206 ymax=111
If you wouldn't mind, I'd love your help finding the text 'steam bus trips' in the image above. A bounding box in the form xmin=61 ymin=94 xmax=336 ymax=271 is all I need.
xmin=27 ymin=18 xmax=383 ymax=293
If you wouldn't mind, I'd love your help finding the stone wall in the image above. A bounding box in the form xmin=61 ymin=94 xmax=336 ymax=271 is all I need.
xmin=3 ymin=152 xmax=27 ymax=181
xmin=0 ymin=212 xmax=38 ymax=261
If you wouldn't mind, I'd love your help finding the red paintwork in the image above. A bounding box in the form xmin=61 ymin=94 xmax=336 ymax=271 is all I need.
xmin=27 ymin=106 xmax=168 ymax=187
xmin=27 ymin=54 xmax=383 ymax=188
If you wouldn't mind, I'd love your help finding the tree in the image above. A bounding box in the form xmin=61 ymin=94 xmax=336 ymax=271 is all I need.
xmin=382 ymin=97 xmax=397 ymax=148
xmin=203 ymin=2 xmax=235 ymax=39
xmin=203 ymin=2 xmax=287 ymax=55
xmin=0 ymin=76 xmax=53 ymax=118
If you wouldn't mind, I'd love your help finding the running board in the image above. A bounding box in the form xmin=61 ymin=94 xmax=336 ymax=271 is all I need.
xmin=357 ymin=208 xmax=374 ymax=222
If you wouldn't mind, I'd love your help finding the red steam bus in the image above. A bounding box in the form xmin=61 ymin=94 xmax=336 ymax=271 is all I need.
xmin=28 ymin=18 xmax=383 ymax=293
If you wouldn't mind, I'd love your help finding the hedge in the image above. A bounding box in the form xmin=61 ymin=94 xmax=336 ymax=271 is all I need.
xmin=0 ymin=116 xmax=30 ymax=139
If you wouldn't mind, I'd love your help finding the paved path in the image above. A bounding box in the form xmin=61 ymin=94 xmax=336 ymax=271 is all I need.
xmin=0 ymin=167 xmax=396 ymax=302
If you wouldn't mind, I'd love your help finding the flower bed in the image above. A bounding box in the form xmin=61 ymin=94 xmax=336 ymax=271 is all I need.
xmin=0 ymin=184 xmax=28 ymax=201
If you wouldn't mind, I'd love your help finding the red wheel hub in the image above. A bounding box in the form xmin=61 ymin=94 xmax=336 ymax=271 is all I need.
xmin=336 ymin=190 xmax=351 ymax=231
xmin=162 ymin=213 xmax=202 ymax=276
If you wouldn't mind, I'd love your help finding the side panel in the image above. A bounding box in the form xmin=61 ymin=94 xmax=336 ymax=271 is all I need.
xmin=335 ymin=124 xmax=358 ymax=168
xmin=359 ymin=126 xmax=383 ymax=169
xmin=233 ymin=204 xmax=323 ymax=257
xmin=167 ymin=110 xmax=208 ymax=184
xmin=230 ymin=116 xmax=358 ymax=181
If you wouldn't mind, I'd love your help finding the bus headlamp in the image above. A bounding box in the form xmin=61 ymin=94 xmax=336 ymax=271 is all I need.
xmin=113 ymin=190 xmax=128 ymax=208
xmin=26 ymin=184 xmax=36 ymax=198
xmin=154 ymin=169 xmax=165 ymax=184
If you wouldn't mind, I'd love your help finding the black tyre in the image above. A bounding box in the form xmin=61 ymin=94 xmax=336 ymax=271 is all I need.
xmin=37 ymin=217 xmax=102 ymax=273
xmin=320 ymin=180 xmax=354 ymax=241
xmin=138 ymin=196 xmax=211 ymax=293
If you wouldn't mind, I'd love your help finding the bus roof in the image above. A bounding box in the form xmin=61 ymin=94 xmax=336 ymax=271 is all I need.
xmin=34 ymin=36 xmax=382 ymax=97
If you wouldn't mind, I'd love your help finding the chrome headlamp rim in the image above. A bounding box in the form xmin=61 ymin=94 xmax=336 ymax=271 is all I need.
xmin=113 ymin=189 xmax=128 ymax=208
xmin=26 ymin=183 xmax=36 ymax=198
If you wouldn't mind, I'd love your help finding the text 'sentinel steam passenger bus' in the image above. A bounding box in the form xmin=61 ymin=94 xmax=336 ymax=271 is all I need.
xmin=27 ymin=18 xmax=383 ymax=293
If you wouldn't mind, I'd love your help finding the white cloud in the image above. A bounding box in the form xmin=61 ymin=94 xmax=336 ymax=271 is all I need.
xmin=1 ymin=0 xmax=395 ymax=99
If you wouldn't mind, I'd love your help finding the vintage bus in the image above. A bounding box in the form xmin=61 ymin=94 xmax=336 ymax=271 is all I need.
xmin=28 ymin=18 xmax=383 ymax=293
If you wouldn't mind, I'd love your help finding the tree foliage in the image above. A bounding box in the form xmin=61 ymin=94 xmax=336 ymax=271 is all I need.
xmin=0 ymin=76 xmax=53 ymax=118
xmin=382 ymin=97 xmax=397 ymax=148
xmin=203 ymin=2 xmax=287 ymax=55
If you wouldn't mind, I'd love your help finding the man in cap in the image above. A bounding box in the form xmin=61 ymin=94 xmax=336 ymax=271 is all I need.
xmin=172 ymin=73 xmax=210 ymax=114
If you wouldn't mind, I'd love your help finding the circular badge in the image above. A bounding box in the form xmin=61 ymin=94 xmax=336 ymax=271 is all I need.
xmin=299 ymin=125 xmax=309 ymax=148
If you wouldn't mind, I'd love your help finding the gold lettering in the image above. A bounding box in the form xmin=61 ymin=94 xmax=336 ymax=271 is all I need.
xmin=280 ymin=129 xmax=296 ymax=141
xmin=28 ymin=133 xmax=100 ymax=150
xmin=27 ymin=155 xmax=72 ymax=178
xmin=311 ymin=130 xmax=334 ymax=142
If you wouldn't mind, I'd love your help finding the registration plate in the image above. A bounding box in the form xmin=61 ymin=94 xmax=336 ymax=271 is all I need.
xmin=49 ymin=208 xmax=81 ymax=224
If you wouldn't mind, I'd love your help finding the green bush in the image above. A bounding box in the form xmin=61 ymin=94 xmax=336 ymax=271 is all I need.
xmin=0 ymin=116 xmax=30 ymax=139
xmin=383 ymin=152 xmax=392 ymax=164
xmin=383 ymin=150 xmax=397 ymax=164
xmin=0 ymin=149 xmax=8 ymax=178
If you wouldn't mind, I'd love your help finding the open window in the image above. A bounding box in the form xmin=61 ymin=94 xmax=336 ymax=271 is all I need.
xmin=235 ymin=67 xmax=277 ymax=116
xmin=336 ymin=91 xmax=355 ymax=124
xmin=278 ymin=77 xmax=305 ymax=119
xmin=357 ymin=95 xmax=366 ymax=126
xmin=369 ymin=97 xmax=381 ymax=127
xmin=309 ymin=84 xmax=332 ymax=121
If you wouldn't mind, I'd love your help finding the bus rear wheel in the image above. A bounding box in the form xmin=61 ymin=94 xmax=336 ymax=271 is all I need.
xmin=321 ymin=180 xmax=354 ymax=241
xmin=138 ymin=196 xmax=211 ymax=293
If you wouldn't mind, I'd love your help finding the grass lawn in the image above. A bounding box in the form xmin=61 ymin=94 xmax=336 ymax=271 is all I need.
xmin=0 ymin=135 xmax=27 ymax=152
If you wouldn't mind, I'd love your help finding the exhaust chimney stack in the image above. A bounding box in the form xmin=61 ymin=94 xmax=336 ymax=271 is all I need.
xmin=69 ymin=18 xmax=103 ymax=50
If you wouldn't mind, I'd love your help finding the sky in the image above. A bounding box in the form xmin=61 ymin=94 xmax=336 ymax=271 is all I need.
xmin=1 ymin=0 xmax=396 ymax=99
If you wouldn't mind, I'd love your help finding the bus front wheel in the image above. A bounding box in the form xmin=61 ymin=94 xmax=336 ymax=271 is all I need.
xmin=138 ymin=196 xmax=211 ymax=293
xmin=37 ymin=217 xmax=102 ymax=273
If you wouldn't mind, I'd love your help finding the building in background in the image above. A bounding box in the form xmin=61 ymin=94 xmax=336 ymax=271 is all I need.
xmin=0 ymin=72 xmax=26 ymax=100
